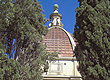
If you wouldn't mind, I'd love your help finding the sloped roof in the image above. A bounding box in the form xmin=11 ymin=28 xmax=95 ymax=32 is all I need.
xmin=42 ymin=26 xmax=76 ymax=57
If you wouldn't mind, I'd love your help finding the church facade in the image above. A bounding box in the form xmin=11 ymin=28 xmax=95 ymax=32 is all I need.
xmin=42 ymin=4 xmax=82 ymax=80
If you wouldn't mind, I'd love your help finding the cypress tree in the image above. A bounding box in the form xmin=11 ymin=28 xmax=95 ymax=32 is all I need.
xmin=0 ymin=0 xmax=55 ymax=80
xmin=0 ymin=52 xmax=20 ymax=80
xmin=74 ymin=0 xmax=110 ymax=80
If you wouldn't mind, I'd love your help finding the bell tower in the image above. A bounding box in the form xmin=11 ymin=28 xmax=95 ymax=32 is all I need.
xmin=49 ymin=4 xmax=63 ymax=27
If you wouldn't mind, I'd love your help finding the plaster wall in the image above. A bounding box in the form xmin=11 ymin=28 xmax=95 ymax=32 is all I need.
xmin=48 ymin=60 xmax=74 ymax=75
xmin=45 ymin=60 xmax=81 ymax=76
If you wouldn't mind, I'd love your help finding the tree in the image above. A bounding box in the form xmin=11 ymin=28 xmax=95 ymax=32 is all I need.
xmin=74 ymin=0 xmax=110 ymax=80
xmin=0 ymin=52 xmax=20 ymax=80
xmin=0 ymin=0 xmax=55 ymax=80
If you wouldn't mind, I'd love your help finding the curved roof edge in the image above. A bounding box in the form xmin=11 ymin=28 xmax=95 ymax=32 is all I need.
xmin=49 ymin=26 xmax=76 ymax=51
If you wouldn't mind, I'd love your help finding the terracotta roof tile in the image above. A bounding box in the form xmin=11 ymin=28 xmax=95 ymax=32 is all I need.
xmin=42 ymin=27 xmax=76 ymax=57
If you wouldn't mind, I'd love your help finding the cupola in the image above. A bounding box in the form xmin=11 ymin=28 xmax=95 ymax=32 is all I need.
xmin=49 ymin=4 xmax=63 ymax=27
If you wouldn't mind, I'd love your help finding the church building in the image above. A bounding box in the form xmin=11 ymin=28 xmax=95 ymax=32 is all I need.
xmin=42 ymin=4 xmax=82 ymax=80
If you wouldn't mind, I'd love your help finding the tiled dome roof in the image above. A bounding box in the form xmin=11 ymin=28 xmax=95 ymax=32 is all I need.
xmin=42 ymin=27 xmax=76 ymax=57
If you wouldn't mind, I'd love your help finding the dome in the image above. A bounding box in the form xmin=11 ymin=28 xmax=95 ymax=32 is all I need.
xmin=42 ymin=27 xmax=76 ymax=57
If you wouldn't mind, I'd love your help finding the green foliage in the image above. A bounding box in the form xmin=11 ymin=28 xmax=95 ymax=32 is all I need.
xmin=0 ymin=52 xmax=20 ymax=80
xmin=0 ymin=0 xmax=56 ymax=80
xmin=74 ymin=0 xmax=110 ymax=80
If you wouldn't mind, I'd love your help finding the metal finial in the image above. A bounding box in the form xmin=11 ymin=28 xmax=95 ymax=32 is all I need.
xmin=53 ymin=4 xmax=59 ymax=11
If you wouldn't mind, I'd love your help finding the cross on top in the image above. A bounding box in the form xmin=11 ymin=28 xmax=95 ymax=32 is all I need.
xmin=54 ymin=0 xmax=58 ymax=4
